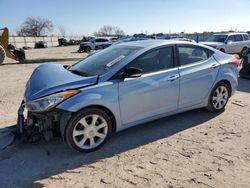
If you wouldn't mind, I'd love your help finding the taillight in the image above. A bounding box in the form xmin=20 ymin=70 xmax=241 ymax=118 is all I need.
xmin=228 ymin=58 xmax=241 ymax=67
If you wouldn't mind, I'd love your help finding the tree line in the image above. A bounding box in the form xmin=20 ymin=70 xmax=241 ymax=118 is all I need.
xmin=16 ymin=17 xmax=125 ymax=37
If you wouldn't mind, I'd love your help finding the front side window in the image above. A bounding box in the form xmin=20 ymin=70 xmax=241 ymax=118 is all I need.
xmin=178 ymin=46 xmax=212 ymax=66
xmin=227 ymin=35 xmax=236 ymax=42
xmin=95 ymin=39 xmax=102 ymax=42
xmin=127 ymin=47 xmax=174 ymax=74
xmin=205 ymin=35 xmax=228 ymax=42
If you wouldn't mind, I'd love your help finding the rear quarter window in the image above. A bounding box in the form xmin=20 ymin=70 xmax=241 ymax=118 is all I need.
xmin=177 ymin=45 xmax=213 ymax=66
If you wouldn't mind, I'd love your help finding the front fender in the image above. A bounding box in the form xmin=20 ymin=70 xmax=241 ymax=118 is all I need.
xmin=56 ymin=81 xmax=121 ymax=130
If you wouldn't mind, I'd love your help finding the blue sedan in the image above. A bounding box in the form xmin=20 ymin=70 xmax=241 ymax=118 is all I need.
xmin=18 ymin=40 xmax=239 ymax=152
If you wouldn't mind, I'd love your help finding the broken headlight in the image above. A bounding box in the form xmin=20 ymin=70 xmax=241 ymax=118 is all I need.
xmin=25 ymin=90 xmax=79 ymax=112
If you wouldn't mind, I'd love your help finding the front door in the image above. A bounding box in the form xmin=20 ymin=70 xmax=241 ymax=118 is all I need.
xmin=118 ymin=46 xmax=180 ymax=125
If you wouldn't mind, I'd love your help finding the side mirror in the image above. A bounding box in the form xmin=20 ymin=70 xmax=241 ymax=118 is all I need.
xmin=121 ymin=67 xmax=142 ymax=78
xmin=226 ymin=40 xmax=233 ymax=44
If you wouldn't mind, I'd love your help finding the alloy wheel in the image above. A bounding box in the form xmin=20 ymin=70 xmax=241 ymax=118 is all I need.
xmin=212 ymin=85 xmax=228 ymax=110
xmin=72 ymin=114 xmax=108 ymax=150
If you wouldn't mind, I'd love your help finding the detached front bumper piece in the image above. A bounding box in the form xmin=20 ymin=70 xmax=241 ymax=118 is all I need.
xmin=16 ymin=101 xmax=72 ymax=142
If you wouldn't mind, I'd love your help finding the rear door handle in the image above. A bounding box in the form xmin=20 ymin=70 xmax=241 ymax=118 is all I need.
xmin=167 ymin=74 xmax=179 ymax=81
xmin=211 ymin=63 xmax=219 ymax=68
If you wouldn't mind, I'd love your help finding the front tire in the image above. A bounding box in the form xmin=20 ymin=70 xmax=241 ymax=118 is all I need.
xmin=207 ymin=82 xmax=230 ymax=112
xmin=65 ymin=108 xmax=112 ymax=152
xmin=84 ymin=46 xmax=91 ymax=53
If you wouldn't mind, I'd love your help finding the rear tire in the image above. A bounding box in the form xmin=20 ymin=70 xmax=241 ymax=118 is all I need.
xmin=0 ymin=46 xmax=6 ymax=64
xmin=206 ymin=82 xmax=230 ymax=112
xmin=65 ymin=107 xmax=112 ymax=152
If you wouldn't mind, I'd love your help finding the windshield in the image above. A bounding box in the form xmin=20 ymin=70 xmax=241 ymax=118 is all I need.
xmin=69 ymin=46 xmax=140 ymax=76
xmin=206 ymin=35 xmax=228 ymax=42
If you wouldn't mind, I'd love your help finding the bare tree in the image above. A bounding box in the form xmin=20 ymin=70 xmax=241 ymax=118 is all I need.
xmin=94 ymin=25 xmax=125 ymax=36
xmin=114 ymin=26 xmax=125 ymax=36
xmin=58 ymin=25 xmax=66 ymax=37
xmin=17 ymin=17 xmax=54 ymax=36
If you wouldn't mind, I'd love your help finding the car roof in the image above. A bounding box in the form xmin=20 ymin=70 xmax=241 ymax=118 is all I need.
xmin=116 ymin=39 xmax=197 ymax=48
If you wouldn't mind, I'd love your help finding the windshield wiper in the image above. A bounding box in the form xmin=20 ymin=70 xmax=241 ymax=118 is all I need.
xmin=69 ymin=69 xmax=93 ymax=77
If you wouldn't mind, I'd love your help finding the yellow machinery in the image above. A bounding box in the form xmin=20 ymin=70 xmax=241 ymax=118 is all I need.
xmin=0 ymin=27 xmax=25 ymax=64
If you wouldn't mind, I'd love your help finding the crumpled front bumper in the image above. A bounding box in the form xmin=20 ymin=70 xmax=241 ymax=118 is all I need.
xmin=16 ymin=101 xmax=72 ymax=141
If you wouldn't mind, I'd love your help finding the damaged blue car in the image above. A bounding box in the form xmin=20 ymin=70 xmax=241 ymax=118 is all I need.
xmin=17 ymin=40 xmax=239 ymax=152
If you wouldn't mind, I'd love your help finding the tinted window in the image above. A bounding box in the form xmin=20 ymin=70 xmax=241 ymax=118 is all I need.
xmin=178 ymin=46 xmax=211 ymax=66
xmin=127 ymin=47 xmax=174 ymax=74
xmin=95 ymin=39 xmax=108 ymax=42
xmin=206 ymin=35 xmax=227 ymax=42
xmin=227 ymin=35 xmax=236 ymax=42
xmin=235 ymin=35 xmax=243 ymax=42
xmin=243 ymin=34 xmax=250 ymax=41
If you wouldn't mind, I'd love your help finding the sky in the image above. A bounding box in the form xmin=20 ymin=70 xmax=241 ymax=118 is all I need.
xmin=1 ymin=0 xmax=250 ymax=36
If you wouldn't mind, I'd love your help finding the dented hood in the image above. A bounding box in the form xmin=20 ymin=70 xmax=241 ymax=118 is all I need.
xmin=24 ymin=63 xmax=98 ymax=102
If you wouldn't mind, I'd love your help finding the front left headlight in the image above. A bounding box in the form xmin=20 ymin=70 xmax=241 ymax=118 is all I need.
xmin=25 ymin=90 xmax=79 ymax=112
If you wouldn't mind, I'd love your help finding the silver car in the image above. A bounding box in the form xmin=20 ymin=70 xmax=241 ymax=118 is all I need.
xmin=78 ymin=38 xmax=112 ymax=53
xmin=202 ymin=33 xmax=250 ymax=57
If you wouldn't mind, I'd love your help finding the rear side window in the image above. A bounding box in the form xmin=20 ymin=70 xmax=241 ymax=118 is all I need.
xmin=177 ymin=46 xmax=212 ymax=66
xmin=235 ymin=35 xmax=243 ymax=42
xmin=243 ymin=34 xmax=250 ymax=41
xmin=127 ymin=47 xmax=174 ymax=74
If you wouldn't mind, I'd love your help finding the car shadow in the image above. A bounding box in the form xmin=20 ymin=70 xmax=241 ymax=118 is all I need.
xmin=237 ymin=77 xmax=250 ymax=93
xmin=0 ymin=108 xmax=221 ymax=187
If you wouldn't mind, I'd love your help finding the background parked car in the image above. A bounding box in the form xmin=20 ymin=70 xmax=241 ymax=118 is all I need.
xmin=112 ymin=37 xmax=150 ymax=45
xmin=34 ymin=41 xmax=47 ymax=48
xmin=58 ymin=38 xmax=68 ymax=46
xmin=239 ymin=47 xmax=250 ymax=79
xmin=202 ymin=33 xmax=250 ymax=57
xmin=168 ymin=37 xmax=196 ymax=43
xmin=78 ymin=38 xmax=112 ymax=52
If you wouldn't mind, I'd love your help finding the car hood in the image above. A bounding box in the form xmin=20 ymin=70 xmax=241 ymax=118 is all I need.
xmin=201 ymin=42 xmax=224 ymax=47
xmin=24 ymin=63 xmax=98 ymax=102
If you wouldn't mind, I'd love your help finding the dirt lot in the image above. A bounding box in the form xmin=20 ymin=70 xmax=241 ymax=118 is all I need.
xmin=0 ymin=46 xmax=250 ymax=188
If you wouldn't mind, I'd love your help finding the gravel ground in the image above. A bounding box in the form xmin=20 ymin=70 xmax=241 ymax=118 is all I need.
xmin=0 ymin=46 xmax=249 ymax=188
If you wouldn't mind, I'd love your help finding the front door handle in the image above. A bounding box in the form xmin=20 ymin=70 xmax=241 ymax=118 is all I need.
xmin=167 ymin=74 xmax=179 ymax=81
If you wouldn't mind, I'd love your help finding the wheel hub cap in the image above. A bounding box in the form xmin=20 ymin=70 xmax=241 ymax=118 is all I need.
xmin=212 ymin=86 xmax=228 ymax=110
xmin=72 ymin=114 xmax=108 ymax=150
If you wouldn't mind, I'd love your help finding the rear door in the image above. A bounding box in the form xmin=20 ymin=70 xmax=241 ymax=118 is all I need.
xmin=118 ymin=46 xmax=180 ymax=125
xmin=177 ymin=45 xmax=219 ymax=109
xmin=234 ymin=34 xmax=244 ymax=53
xmin=226 ymin=35 xmax=237 ymax=53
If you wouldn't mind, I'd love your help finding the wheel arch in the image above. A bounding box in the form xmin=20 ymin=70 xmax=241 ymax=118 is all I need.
xmin=219 ymin=48 xmax=225 ymax=53
xmin=216 ymin=80 xmax=232 ymax=97
xmin=72 ymin=104 xmax=117 ymax=133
